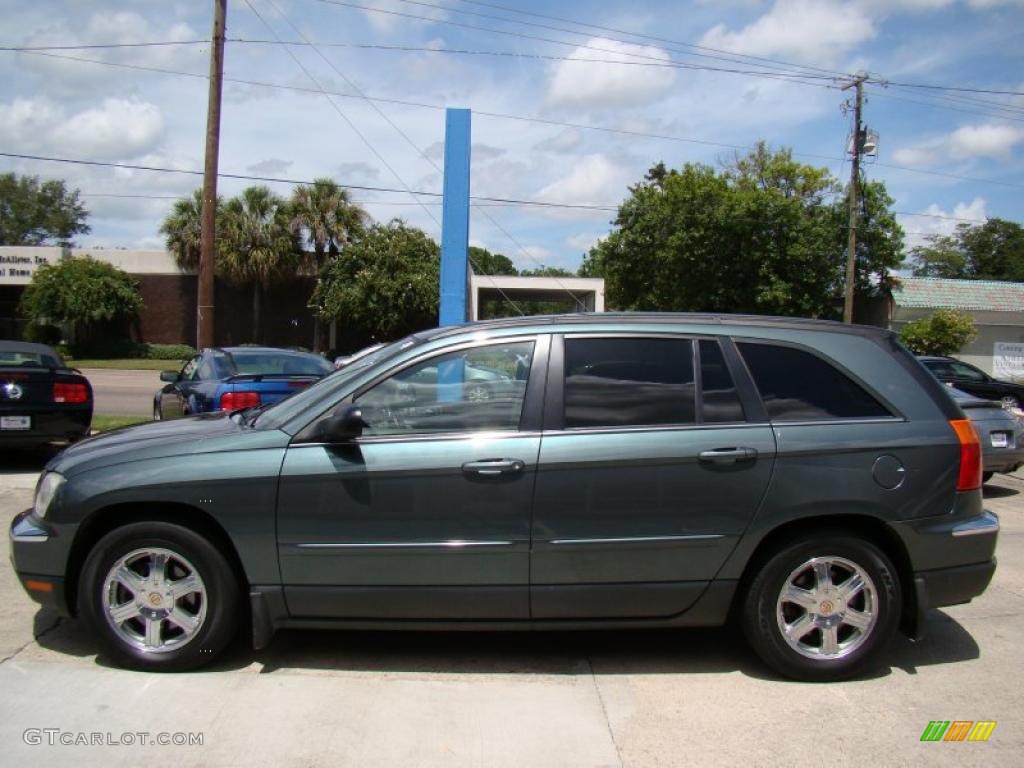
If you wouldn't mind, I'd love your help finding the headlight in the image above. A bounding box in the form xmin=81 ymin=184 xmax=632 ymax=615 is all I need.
xmin=33 ymin=472 xmax=65 ymax=519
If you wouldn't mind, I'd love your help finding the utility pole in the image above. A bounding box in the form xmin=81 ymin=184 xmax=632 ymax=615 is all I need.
xmin=841 ymin=73 xmax=867 ymax=325
xmin=198 ymin=0 xmax=226 ymax=348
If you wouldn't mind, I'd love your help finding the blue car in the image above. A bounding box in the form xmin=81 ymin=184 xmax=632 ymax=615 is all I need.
xmin=153 ymin=347 xmax=334 ymax=420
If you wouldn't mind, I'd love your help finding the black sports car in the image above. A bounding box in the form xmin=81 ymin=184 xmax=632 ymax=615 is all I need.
xmin=918 ymin=355 xmax=1024 ymax=411
xmin=0 ymin=340 xmax=93 ymax=449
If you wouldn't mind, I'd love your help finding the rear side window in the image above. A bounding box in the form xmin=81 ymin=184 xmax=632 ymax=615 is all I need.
xmin=564 ymin=337 xmax=695 ymax=428
xmin=737 ymin=342 xmax=890 ymax=421
xmin=700 ymin=340 xmax=745 ymax=423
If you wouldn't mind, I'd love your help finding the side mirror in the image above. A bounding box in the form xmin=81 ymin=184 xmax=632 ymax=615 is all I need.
xmin=316 ymin=405 xmax=365 ymax=443
xmin=160 ymin=370 xmax=181 ymax=383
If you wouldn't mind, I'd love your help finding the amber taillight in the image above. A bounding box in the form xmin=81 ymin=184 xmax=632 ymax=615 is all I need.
xmin=219 ymin=391 xmax=260 ymax=410
xmin=53 ymin=382 xmax=89 ymax=403
xmin=949 ymin=419 xmax=982 ymax=492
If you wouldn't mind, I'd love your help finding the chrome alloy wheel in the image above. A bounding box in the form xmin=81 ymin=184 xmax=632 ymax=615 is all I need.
xmin=775 ymin=556 xmax=878 ymax=660
xmin=101 ymin=548 xmax=207 ymax=654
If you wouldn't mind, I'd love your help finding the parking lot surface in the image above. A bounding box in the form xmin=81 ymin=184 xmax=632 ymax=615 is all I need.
xmin=2 ymin=452 xmax=1022 ymax=767
xmin=78 ymin=368 xmax=160 ymax=417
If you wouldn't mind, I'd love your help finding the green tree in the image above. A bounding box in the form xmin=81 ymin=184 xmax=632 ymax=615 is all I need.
xmin=468 ymin=246 xmax=518 ymax=275
xmin=899 ymin=309 xmax=977 ymax=356
xmin=580 ymin=144 xmax=903 ymax=317
xmin=520 ymin=266 xmax=575 ymax=277
xmin=20 ymin=257 xmax=141 ymax=341
xmin=314 ymin=220 xmax=440 ymax=345
xmin=909 ymin=218 xmax=1024 ymax=281
xmin=219 ymin=186 xmax=300 ymax=343
xmin=0 ymin=173 xmax=90 ymax=246
xmin=159 ymin=189 xmax=222 ymax=271
xmin=290 ymin=178 xmax=367 ymax=350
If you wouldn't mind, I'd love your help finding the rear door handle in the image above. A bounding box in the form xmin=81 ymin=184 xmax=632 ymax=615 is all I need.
xmin=698 ymin=447 xmax=758 ymax=464
xmin=462 ymin=459 xmax=525 ymax=476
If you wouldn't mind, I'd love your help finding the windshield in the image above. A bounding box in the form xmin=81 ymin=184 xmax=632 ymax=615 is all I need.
xmin=253 ymin=335 xmax=422 ymax=430
xmin=0 ymin=350 xmax=60 ymax=367
xmin=226 ymin=351 xmax=333 ymax=376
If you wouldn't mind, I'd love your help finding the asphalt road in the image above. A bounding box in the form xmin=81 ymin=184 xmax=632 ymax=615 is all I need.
xmin=79 ymin=368 xmax=161 ymax=417
xmin=1 ymin=453 xmax=1022 ymax=767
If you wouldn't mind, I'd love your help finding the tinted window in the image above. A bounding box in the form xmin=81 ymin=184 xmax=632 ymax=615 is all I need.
xmin=228 ymin=352 xmax=333 ymax=376
xmin=949 ymin=361 xmax=986 ymax=381
xmin=355 ymin=341 xmax=534 ymax=436
xmin=564 ymin=338 xmax=695 ymax=428
xmin=737 ymin=342 xmax=890 ymax=421
xmin=700 ymin=340 xmax=745 ymax=423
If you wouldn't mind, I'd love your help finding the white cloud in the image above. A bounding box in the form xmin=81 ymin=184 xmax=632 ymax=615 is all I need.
xmin=566 ymin=232 xmax=604 ymax=253
xmin=546 ymin=38 xmax=676 ymax=111
xmin=535 ymin=154 xmax=633 ymax=207
xmin=247 ymin=158 xmax=293 ymax=175
xmin=893 ymin=123 xmax=1024 ymax=166
xmin=0 ymin=96 xmax=163 ymax=161
xmin=966 ymin=0 xmax=1024 ymax=8
xmin=700 ymin=0 xmax=876 ymax=65
xmin=533 ymin=129 xmax=584 ymax=154
xmin=900 ymin=197 xmax=988 ymax=249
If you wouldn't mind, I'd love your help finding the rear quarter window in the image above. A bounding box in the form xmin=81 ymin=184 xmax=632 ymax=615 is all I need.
xmin=737 ymin=342 xmax=891 ymax=422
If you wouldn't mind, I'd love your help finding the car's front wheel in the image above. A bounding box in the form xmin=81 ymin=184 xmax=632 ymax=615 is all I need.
xmin=79 ymin=521 xmax=241 ymax=671
xmin=1001 ymin=395 xmax=1020 ymax=410
xmin=742 ymin=533 xmax=900 ymax=681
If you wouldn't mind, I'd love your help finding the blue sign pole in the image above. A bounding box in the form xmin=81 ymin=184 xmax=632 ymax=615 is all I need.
xmin=439 ymin=108 xmax=471 ymax=327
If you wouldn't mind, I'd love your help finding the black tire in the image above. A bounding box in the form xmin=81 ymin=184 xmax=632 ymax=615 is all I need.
xmin=982 ymin=471 xmax=994 ymax=484
xmin=79 ymin=521 xmax=241 ymax=672
xmin=152 ymin=402 xmax=162 ymax=421
xmin=742 ymin=532 xmax=901 ymax=682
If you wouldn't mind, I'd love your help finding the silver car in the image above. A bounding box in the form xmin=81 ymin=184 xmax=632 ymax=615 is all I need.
xmin=950 ymin=387 xmax=1024 ymax=482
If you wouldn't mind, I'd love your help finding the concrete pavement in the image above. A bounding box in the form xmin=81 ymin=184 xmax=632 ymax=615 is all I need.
xmin=1 ymin=457 xmax=1022 ymax=766
xmin=78 ymin=368 xmax=161 ymax=417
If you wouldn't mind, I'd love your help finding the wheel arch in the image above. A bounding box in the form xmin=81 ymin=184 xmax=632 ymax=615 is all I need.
xmin=65 ymin=502 xmax=250 ymax=617
xmin=731 ymin=514 xmax=916 ymax=636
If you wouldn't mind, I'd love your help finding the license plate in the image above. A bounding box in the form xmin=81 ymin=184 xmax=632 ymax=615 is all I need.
xmin=0 ymin=416 xmax=31 ymax=430
xmin=991 ymin=432 xmax=1009 ymax=448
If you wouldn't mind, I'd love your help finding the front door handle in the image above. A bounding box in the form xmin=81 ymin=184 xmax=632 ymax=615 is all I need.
xmin=462 ymin=459 xmax=525 ymax=476
xmin=698 ymin=447 xmax=758 ymax=464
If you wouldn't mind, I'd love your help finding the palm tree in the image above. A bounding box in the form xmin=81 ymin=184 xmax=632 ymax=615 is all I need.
xmin=159 ymin=189 xmax=215 ymax=271
xmin=289 ymin=178 xmax=367 ymax=351
xmin=219 ymin=186 xmax=299 ymax=343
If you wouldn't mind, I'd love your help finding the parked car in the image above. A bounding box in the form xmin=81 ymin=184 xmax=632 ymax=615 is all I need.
xmin=918 ymin=355 xmax=1024 ymax=411
xmin=153 ymin=347 xmax=334 ymax=420
xmin=11 ymin=314 xmax=998 ymax=681
xmin=0 ymin=340 xmax=92 ymax=448
xmin=949 ymin=387 xmax=1024 ymax=482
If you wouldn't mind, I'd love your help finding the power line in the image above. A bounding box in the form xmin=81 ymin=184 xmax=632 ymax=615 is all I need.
xmin=0 ymin=40 xmax=209 ymax=51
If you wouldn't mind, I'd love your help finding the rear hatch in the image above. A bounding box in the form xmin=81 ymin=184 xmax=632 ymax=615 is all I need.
xmin=218 ymin=373 xmax=321 ymax=407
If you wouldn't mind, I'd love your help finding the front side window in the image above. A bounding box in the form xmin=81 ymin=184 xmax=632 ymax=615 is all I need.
xmin=355 ymin=341 xmax=534 ymax=436
xmin=737 ymin=342 xmax=890 ymax=421
xmin=564 ymin=337 xmax=695 ymax=428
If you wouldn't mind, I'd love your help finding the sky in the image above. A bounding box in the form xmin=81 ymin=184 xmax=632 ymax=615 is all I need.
xmin=1 ymin=0 xmax=1023 ymax=273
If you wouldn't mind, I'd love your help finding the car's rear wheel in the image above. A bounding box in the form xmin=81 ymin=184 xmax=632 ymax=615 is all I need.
xmin=742 ymin=533 xmax=900 ymax=681
xmin=79 ymin=522 xmax=241 ymax=671
xmin=152 ymin=403 xmax=162 ymax=421
xmin=982 ymin=471 xmax=994 ymax=484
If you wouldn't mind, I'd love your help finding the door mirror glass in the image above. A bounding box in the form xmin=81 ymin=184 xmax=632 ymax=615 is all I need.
xmin=160 ymin=370 xmax=181 ymax=383
xmin=316 ymin=405 xmax=365 ymax=443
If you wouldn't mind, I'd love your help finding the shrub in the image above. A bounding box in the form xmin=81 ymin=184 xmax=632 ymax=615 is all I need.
xmin=22 ymin=323 xmax=62 ymax=345
xmin=67 ymin=340 xmax=195 ymax=361
xmin=144 ymin=343 xmax=195 ymax=360
xmin=899 ymin=309 xmax=978 ymax=356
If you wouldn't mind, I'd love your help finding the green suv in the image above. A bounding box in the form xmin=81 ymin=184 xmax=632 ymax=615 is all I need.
xmin=9 ymin=314 xmax=998 ymax=681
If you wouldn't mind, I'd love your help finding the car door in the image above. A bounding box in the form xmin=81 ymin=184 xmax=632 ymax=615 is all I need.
xmin=530 ymin=334 xmax=776 ymax=620
xmin=276 ymin=335 xmax=548 ymax=620
xmin=158 ymin=355 xmax=200 ymax=419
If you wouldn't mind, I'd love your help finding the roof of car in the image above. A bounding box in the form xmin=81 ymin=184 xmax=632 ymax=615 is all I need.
xmin=421 ymin=312 xmax=894 ymax=341
xmin=211 ymin=347 xmax=320 ymax=356
xmin=917 ymin=356 xmax=955 ymax=362
xmin=0 ymin=340 xmax=60 ymax=356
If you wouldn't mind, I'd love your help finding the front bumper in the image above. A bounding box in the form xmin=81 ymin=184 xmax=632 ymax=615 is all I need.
xmin=9 ymin=509 xmax=73 ymax=616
